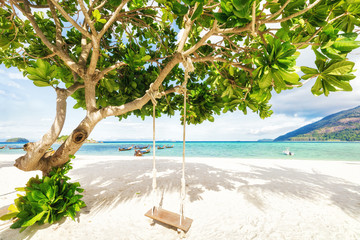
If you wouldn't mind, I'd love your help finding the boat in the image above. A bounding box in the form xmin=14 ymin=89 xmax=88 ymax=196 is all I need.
xmin=8 ymin=146 xmax=23 ymax=150
xmin=165 ymin=145 xmax=174 ymax=148
xmin=134 ymin=148 xmax=151 ymax=156
xmin=157 ymin=145 xmax=165 ymax=149
xmin=134 ymin=145 xmax=149 ymax=149
xmin=141 ymin=148 xmax=150 ymax=154
xmin=0 ymin=146 xmax=5 ymax=149
xmin=119 ymin=145 xmax=133 ymax=151
xmin=282 ymin=148 xmax=294 ymax=156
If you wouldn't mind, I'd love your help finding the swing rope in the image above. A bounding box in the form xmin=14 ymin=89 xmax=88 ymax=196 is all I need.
xmin=145 ymin=55 xmax=194 ymax=226
xmin=146 ymin=84 xmax=162 ymax=215
xmin=179 ymin=56 xmax=194 ymax=225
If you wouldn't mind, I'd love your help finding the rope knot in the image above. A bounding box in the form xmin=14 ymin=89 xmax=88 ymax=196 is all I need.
xmin=146 ymin=83 xmax=162 ymax=105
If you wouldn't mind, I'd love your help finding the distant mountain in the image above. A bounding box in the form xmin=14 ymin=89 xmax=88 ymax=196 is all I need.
xmin=6 ymin=137 xmax=29 ymax=143
xmin=274 ymin=106 xmax=360 ymax=141
xmin=257 ymin=139 xmax=274 ymax=142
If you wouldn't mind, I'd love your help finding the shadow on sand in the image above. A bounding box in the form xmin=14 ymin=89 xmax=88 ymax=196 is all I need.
xmin=69 ymin=159 xmax=360 ymax=219
xmin=1 ymin=158 xmax=359 ymax=239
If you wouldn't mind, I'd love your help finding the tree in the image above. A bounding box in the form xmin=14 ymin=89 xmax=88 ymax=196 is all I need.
xmin=0 ymin=0 xmax=359 ymax=174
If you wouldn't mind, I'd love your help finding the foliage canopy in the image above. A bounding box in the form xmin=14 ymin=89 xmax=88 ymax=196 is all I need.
xmin=0 ymin=0 xmax=359 ymax=125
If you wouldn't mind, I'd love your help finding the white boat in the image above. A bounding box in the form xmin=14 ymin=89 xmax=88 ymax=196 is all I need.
xmin=283 ymin=148 xmax=294 ymax=156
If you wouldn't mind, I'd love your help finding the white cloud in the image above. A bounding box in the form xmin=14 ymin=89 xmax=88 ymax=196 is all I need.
xmin=40 ymin=118 xmax=53 ymax=122
xmin=8 ymin=73 xmax=27 ymax=80
xmin=6 ymin=81 xmax=21 ymax=89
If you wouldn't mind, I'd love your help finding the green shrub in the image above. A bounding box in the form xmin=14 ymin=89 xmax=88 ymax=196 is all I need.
xmin=0 ymin=156 xmax=86 ymax=232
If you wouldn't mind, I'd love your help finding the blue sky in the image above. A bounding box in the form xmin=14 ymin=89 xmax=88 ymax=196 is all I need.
xmin=0 ymin=47 xmax=360 ymax=142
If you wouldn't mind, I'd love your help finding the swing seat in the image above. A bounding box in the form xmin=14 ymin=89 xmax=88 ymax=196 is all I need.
xmin=145 ymin=207 xmax=193 ymax=232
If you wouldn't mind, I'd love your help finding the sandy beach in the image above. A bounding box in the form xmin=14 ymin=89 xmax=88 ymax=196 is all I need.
xmin=1 ymin=154 xmax=360 ymax=240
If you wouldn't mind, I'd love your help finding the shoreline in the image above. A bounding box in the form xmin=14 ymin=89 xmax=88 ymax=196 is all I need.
xmin=1 ymin=155 xmax=360 ymax=239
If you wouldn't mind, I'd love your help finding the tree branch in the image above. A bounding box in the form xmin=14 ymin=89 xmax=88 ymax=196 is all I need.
xmin=67 ymin=82 xmax=84 ymax=95
xmin=177 ymin=15 xmax=192 ymax=53
xmin=11 ymin=0 xmax=84 ymax=78
xmin=216 ymin=24 xmax=252 ymax=34
xmin=183 ymin=20 xmax=217 ymax=56
xmin=192 ymin=56 xmax=254 ymax=73
xmin=78 ymin=0 xmax=97 ymax=36
xmin=101 ymin=53 xmax=182 ymax=117
xmin=265 ymin=0 xmax=322 ymax=24
xmin=98 ymin=0 xmax=130 ymax=39
xmin=96 ymin=62 xmax=128 ymax=82
xmin=263 ymin=0 xmax=291 ymax=23
xmin=49 ymin=0 xmax=92 ymax=39
xmin=48 ymin=0 xmax=64 ymax=48
xmin=87 ymin=37 xmax=100 ymax=76
xmin=14 ymin=88 xmax=70 ymax=171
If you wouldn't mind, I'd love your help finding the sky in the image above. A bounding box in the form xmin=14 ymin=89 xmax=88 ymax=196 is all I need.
xmin=1 ymin=35 xmax=360 ymax=142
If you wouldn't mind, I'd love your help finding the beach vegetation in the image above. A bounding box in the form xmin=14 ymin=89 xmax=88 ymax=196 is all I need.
xmin=0 ymin=0 xmax=359 ymax=174
xmin=0 ymin=157 xmax=86 ymax=232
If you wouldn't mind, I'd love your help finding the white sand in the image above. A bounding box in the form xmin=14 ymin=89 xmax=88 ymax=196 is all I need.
xmin=1 ymin=154 xmax=360 ymax=240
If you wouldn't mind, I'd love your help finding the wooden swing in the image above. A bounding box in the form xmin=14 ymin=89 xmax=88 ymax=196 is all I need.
xmin=144 ymin=57 xmax=194 ymax=233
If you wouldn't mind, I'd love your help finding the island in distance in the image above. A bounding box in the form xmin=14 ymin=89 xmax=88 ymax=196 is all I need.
xmin=6 ymin=138 xmax=29 ymax=143
xmin=275 ymin=106 xmax=360 ymax=142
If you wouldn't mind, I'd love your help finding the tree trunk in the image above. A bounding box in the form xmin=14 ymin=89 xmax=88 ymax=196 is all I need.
xmin=14 ymin=88 xmax=69 ymax=173
xmin=39 ymin=111 xmax=103 ymax=175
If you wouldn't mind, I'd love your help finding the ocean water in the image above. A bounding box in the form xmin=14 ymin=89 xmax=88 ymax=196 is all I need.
xmin=0 ymin=141 xmax=360 ymax=161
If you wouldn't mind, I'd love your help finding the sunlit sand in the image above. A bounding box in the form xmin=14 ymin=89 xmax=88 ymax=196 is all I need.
xmin=1 ymin=154 xmax=360 ymax=239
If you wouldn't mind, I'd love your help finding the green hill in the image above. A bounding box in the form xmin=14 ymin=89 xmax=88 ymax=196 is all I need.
xmin=274 ymin=106 xmax=360 ymax=141
xmin=6 ymin=138 xmax=29 ymax=143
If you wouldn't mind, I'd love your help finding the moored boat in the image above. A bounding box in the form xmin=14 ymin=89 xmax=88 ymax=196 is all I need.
xmin=282 ymin=148 xmax=294 ymax=156
xmin=9 ymin=146 xmax=23 ymax=150
xmin=134 ymin=145 xmax=149 ymax=149
xmin=119 ymin=145 xmax=133 ymax=151
xmin=134 ymin=148 xmax=151 ymax=156
xmin=165 ymin=145 xmax=174 ymax=148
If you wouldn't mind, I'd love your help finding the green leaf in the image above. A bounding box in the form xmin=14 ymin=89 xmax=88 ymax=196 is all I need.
xmin=101 ymin=78 xmax=114 ymax=92
xmin=15 ymin=187 xmax=26 ymax=192
xmin=28 ymin=75 xmax=47 ymax=82
xmin=33 ymin=81 xmax=51 ymax=87
xmin=172 ymin=2 xmax=189 ymax=16
xmin=213 ymin=13 xmax=228 ymax=23
xmin=229 ymin=65 xmax=234 ymax=76
xmin=278 ymin=69 xmax=299 ymax=84
xmin=259 ymin=72 xmax=272 ymax=88
xmin=272 ymin=70 xmax=286 ymax=92
xmin=301 ymin=66 xmax=318 ymax=75
xmin=302 ymin=74 xmax=317 ymax=80
xmin=141 ymin=55 xmax=151 ymax=61
xmin=335 ymin=74 xmax=356 ymax=81
xmin=92 ymin=9 xmax=101 ymax=21
xmin=10 ymin=219 xmax=25 ymax=229
xmin=324 ymin=75 xmax=353 ymax=91
xmin=191 ymin=3 xmax=203 ymax=20
xmin=332 ymin=40 xmax=360 ymax=52
xmin=0 ymin=212 xmax=18 ymax=221
xmin=31 ymin=190 xmax=46 ymax=201
xmin=322 ymin=61 xmax=354 ymax=75
xmin=21 ymin=211 xmax=46 ymax=227
xmin=232 ymin=0 xmax=245 ymax=11
xmin=311 ymin=77 xmax=323 ymax=96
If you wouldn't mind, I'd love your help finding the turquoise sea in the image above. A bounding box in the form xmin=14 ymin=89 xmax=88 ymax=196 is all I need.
xmin=0 ymin=141 xmax=360 ymax=161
